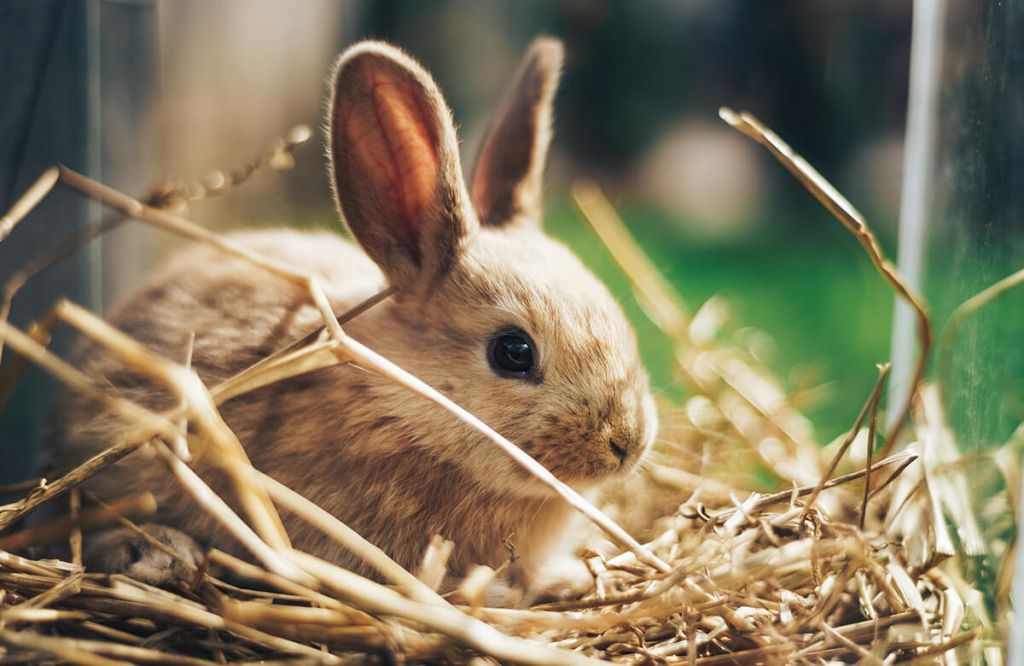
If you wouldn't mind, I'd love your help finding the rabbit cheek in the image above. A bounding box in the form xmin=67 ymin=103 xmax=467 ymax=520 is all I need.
xmin=509 ymin=428 xmax=601 ymax=488
xmin=520 ymin=436 xmax=565 ymax=475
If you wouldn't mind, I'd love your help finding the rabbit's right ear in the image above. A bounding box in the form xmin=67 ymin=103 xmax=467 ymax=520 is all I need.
xmin=329 ymin=42 xmax=476 ymax=292
xmin=470 ymin=37 xmax=564 ymax=228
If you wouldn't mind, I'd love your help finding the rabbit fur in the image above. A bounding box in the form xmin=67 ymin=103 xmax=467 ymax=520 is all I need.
xmin=49 ymin=37 xmax=657 ymax=593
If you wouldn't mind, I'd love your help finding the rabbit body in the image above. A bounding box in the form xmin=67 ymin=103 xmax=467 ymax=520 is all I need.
xmin=50 ymin=38 xmax=656 ymax=589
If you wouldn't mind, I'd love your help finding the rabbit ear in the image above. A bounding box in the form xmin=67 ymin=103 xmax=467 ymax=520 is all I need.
xmin=329 ymin=41 xmax=476 ymax=291
xmin=470 ymin=37 xmax=564 ymax=228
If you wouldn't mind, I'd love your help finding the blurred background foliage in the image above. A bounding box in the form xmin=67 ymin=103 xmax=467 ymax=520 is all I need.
xmin=1 ymin=0 xmax=1021 ymax=482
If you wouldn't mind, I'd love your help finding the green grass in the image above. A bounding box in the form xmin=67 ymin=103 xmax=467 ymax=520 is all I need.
xmin=543 ymin=201 xmax=895 ymax=442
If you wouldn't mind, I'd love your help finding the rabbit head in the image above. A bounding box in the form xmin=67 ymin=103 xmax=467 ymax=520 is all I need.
xmin=329 ymin=38 xmax=656 ymax=498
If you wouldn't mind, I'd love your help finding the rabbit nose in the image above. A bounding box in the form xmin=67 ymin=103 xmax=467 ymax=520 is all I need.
xmin=608 ymin=439 xmax=628 ymax=464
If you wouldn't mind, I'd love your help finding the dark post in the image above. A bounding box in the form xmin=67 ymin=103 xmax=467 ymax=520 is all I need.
xmin=0 ymin=0 xmax=156 ymax=486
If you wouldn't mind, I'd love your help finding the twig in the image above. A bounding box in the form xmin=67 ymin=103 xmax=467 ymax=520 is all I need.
xmin=58 ymin=167 xmax=345 ymax=341
xmin=38 ymin=300 xmax=291 ymax=552
xmin=868 ymin=454 xmax=920 ymax=499
xmin=938 ymin=265 xmax=1024 ymax=378
xmin=207 ymin=549 xmax=355 ymax=612
xmin=715 ymin=451 xmax=916 ymax=521
xmin=719 ymin=107 xmax=932 ymax=453
xmin=252 ymin=469 xmax=448 ymax=605
xmin=0 ymin=628 xmax=132 ymax=666
xmin=288 ymin=551 xmax=605 ymax=666
xmin=859 ymin=364 xmax=889 ymax=529
xmin=800 ymin=364 xmax=890 ymax=523
xmin=819 ymin=621 xmax=883 ymax=665
xmin=0 ymin=167 xmax=59 ymax=243
xmin=0 ymin=127 xmax=311 ymax=367
xmin=17 ymin=572 xmax=83 ymax=610
xmin=145 ymin=125 xmax=312 ymax=210
xmin=148 ymin=441 xmax=308 ymax=583
xmin=0 ymin=417 xmax=151 ymax=532
xmin=903 ymin=629 xmax=980 ymax=663
xmin=0 ymin=494 xmax=154 ymax=552
xmin=572 ymin=179 xmax=690 ymax=338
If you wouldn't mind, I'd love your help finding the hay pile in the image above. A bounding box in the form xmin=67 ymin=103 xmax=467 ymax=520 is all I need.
xmin=0 ymin=112 xmax=1012 ymax=664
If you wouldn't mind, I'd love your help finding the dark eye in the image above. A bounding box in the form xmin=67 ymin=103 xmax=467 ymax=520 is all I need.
xmin=488 ymin=330 xmax=536 ymax=378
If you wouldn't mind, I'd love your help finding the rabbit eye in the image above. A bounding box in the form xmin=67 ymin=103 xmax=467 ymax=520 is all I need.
xmin=488 ymin=329 xmax=536 ymax=378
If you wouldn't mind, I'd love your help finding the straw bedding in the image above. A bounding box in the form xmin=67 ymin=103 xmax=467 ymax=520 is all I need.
xmin=0 ymin=113 xmax=1010 ymax=664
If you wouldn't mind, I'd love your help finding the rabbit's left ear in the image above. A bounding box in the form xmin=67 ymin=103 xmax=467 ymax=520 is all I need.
xmin=470 ymin=37 xmax=564 ymax=228
xmin=329 ymin=41 xmax=476 ymax=292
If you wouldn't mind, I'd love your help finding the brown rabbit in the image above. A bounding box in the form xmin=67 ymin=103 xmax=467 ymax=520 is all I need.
xmin=50 ymin=38 xmax=657 ymax=592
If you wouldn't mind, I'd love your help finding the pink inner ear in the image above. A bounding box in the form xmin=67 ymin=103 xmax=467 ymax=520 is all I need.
xmin=470 ymin=142 xmax=496 ymax=218
xmin=343 ymin=64 xmax=440 ymax=252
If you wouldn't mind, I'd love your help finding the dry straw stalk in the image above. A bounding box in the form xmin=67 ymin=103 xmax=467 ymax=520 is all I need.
xmin=0 ymin=116 xmax=1000 ymax=663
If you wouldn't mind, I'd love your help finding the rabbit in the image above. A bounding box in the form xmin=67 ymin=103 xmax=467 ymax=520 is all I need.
xmin=49 ymin=37 xmax=657 ymax=594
